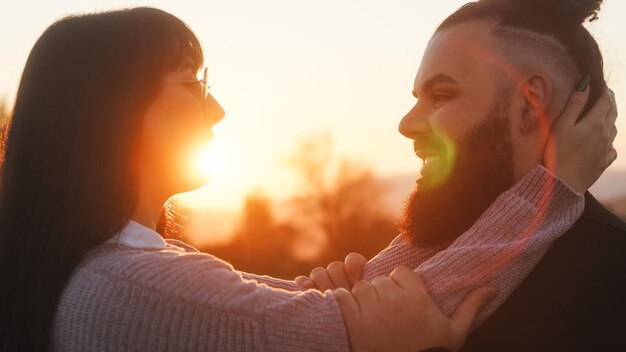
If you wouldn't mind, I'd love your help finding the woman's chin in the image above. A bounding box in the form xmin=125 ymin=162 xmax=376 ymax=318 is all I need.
xmin=175 ymin=176 xmax=212 ymax=196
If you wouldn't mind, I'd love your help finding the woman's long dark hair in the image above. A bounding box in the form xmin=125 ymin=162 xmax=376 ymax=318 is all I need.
xmin=0 ymin=8 xmax=202 ymax=351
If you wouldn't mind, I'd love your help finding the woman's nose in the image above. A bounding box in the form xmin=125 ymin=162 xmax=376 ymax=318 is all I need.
xmin=398 ymin=103 xmax=430 ymax=139
xmin=203 ymin=93 xmax=225 ymax=126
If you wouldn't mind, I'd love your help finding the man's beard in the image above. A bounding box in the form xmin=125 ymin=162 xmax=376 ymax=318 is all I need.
xmin=400 ymin=97 xmax=516 ymax=247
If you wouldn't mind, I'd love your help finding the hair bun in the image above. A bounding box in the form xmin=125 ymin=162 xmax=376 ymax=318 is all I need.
xmin=518 ymin=0 xmax=603 ymax=26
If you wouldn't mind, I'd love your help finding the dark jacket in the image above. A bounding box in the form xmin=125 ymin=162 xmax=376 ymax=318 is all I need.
xmin=462 ymin=194 xmax=626 ymax=351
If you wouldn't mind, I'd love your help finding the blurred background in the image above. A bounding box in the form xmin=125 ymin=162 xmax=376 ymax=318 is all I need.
xmin=2 ymin=0 xmax=625 ymax=279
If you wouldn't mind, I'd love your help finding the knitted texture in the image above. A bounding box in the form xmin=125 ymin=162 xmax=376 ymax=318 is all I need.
xmin=52 ymin=245 xmax=349 ymax=352
xmin=51 ymin=166 xmax=583 ymax=351
xmin=246 ymin=165 xmax=584 ymax=329
xmin=365 ymin=165 xmax=585 ymax=327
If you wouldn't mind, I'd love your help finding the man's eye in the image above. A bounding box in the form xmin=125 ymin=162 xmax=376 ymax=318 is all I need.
xmin=431 ymin=92 xmax=453 ymax=103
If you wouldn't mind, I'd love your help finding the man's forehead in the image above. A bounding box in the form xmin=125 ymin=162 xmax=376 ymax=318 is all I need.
xmin=414 ymin=21 xmax=499 ymax=88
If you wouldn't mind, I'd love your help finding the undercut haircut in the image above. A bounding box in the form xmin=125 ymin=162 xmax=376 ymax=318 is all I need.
xmin=436 ymin=0 xmax=606 ymax=115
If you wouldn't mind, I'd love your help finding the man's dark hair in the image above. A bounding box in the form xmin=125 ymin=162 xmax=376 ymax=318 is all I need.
xmin=437 ymin=0 xmax=606 ymax=115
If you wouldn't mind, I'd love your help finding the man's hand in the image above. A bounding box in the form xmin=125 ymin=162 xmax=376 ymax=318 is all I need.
xmin=334 ymin=266 xmax=497 ymax=352
xmin=295 ymin=252 xmax=367 ymax=291
xmin=544 ymin=84 xmax=618 ymax=194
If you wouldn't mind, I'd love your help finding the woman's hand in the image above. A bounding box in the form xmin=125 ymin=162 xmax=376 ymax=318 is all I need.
xmin=295 ymin=252 xmax=367 ymax=291
xmin=544 ymin=85 xmax=618 ymax=194
xmin=335 ymin=266 xmax=497 ymax=352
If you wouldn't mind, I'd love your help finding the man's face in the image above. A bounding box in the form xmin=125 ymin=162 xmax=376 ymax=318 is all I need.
xmin=399 ymin=22 xmax=517 ymax=246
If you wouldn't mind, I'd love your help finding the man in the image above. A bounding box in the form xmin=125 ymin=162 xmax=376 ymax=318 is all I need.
xmin=282 ymin=0 xmax=625 ymax=350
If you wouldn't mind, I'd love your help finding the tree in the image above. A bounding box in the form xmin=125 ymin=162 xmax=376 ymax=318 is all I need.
xmin=204 ymin=192 xmax=307 ymax=279
xmin=199 ymin=132 xmax=398 ymax=279
xmin=0 ymin=100 xmax=8 ymax=121
xmin=1 ymin=99 xmax=11 ymax=163
xmin=286 ymin=133 xmax=397 ymax=263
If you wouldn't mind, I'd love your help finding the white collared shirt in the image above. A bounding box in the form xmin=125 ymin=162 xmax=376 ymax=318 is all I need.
xmin=106 ymin=220 xmax=167 ymax=249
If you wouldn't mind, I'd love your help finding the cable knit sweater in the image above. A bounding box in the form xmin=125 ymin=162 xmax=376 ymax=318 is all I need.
xmin=51 ymin=166 xmax=584 ymax=351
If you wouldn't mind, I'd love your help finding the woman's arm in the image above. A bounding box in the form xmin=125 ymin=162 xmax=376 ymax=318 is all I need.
xmin=296 ymin=84 xmax=617 ymax=294
xmin=142 ymin=250 xmax=492 ymax=351
xmin=300 ymin=164 xmax=583 ymax=290
xmin=241 ymin=271 xmax=305 ymax=291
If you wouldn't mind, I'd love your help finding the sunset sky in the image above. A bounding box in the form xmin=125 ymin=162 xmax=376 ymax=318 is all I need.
xmin=1 ymin=0 xmax=625 ymax=212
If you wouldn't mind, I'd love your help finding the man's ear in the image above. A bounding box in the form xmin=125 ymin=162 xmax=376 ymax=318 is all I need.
xmin=519 ymin=74 xmax=553 ymax=134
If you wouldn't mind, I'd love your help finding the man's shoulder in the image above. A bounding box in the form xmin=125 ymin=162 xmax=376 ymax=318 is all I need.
xmin=571 ymin=193 xmax=626 ymax=266
xmin=579 ymin=192 xmax=626 ymax=235
xmin=462 ymin=193 xmax=626 ymax=352
xmin=535 ymin=192 xmax=626 ymax=284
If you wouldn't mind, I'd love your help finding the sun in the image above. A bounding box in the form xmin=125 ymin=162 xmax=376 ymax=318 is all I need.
xmin=177 ymin=138 xmax=240 ymax=211
xmin=190 ymin=140 xmax=226 ymax=182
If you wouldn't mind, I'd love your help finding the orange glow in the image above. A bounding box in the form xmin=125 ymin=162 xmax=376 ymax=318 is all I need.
xmin=189 ymin=140 xmax=226 ymax=183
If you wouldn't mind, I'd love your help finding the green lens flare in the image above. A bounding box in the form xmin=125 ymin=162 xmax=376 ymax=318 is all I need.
xmin=419 ymin=132 xmax=457 ymax=189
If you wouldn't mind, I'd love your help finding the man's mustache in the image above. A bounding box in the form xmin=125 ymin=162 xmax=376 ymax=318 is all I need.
xmin=413 ymin=138 xmax=447 ymax=154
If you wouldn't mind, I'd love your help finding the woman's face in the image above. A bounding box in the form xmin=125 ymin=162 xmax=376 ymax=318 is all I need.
xmin=140 ymin=61 xmax=225 ymax=196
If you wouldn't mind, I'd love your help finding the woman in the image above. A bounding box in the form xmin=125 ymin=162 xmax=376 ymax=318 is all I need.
xmin=0 ymin=7 xmax=616 ymax=352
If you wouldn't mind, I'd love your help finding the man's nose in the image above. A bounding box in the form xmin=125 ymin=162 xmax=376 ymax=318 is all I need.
xmin=398 ymin=103 xmax=430 ymax=139
xmin=203 ymin=93 xmax=225 ymax=127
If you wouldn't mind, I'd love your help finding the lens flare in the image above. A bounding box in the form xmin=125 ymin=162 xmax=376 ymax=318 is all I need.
xmin=418 ymin=131 xmax=457 ymax=189
xmin=190 ymin=141 xmax=224 ymax=182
